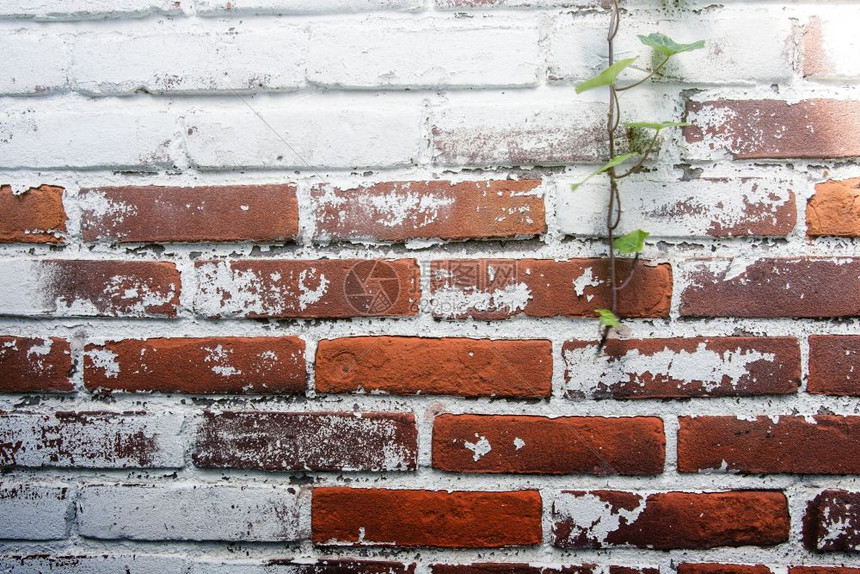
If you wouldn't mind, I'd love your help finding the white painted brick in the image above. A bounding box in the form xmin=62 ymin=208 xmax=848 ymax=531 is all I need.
xmin=0 ymin=32 xmax=70 ymax=95
xmin=72 ymin=28 xmax=307 ymax=95
xmin=0 ymin=482 xmax=71 ymax=540
xmin=430 ymin=95 xmax=607 ymax=167
xmin=185 ymin=99 xmax=422 ymax=169
xmin=0 ymin=411 xmax=185 ymax=468
xmin=196 ymin=0 xmax=422 ymax=15
xmin=0 ymin=101 xmax=177 ymax=169
xmin=0 ymin=0 xmax=183 ymax=20
xmin=78 ymin=483 xmax=310 ymax=541
xmin=803 ymin=10 xmax=860 ymax=81
xmin=307 ymin=21 xmax=538 ymax=89
xmin=558 ymin=177 xmax=797 ymax=238
xmin=545 ymin=9 xmax=794 ymax=85
xmin=0 ymin=555 xmax=187 ymax=573
xmin=435 ymin=0 xmax=599 ymax=8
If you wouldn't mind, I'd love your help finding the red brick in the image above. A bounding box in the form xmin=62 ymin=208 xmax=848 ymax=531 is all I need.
xmin=312 ymin=488 xmax=542 ymax=547
xmin=0 ymin=411 xmax=184 ymax=468
xmin=807 ymin=178 xmax=860 ymax=237
xmin=680 ymin=258 xmax=860 ymax=318
xmin=84 ymin=337 xmax=305 ymax=395
xmin=678 ymin=565 xmax=774 ymax=574
xmin=0 ymin=336 xmax=72 ymax=393
xmin=803 ymin=490 xmax=860 ymax=552
xmin=685 ymin=99 xmax=860 ymax=159
xmin=263 ymin=560 xmax=415 ymax=574
xmin=563 ymin=337 xmax=800 ymax=399
xmin=431 ymin=566 xmax=595 ymax=574
xmin=552 ymin=490 xmax=789 ymax=549
xmin=80 ymin=184 xmax=298 ymax=243
xmin=194 ymin=411 xmax=417 ymax=472
xmin=195 ymin=258 xmax=420 ymax=318
xmin=678 ymin=415 xmax=860 ymax=474
xmin=430 ymin=259 xmax=671 ymax=320
xmin=0 ymin=184 xmax=66 ymax=243
xmin=432 ymin=414 xmax=664 ymax=475
xmin=315 ymin=337 xmax=552 ymax=398
xmin=312 ymin=180 xmax=545 ymax=243
xmin=793 ymin=569 xmax=860 ymax=574
xmin=809 ymin=335 xmax=860 ymax=396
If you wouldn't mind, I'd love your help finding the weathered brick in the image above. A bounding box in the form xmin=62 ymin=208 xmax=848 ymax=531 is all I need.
xmin=307 ymin=23 xmax=538 ymax=88
xmin=188 ymin=559 xmax=416 ymax=574
xmin=194 ymin=411 xmax=417 ymax=471
xmin=432 ymin=567 xmax=657 ymax=574
xmin=431 ymin=100 xmax=607 ymax=166
xmin=313 ymin=488 xmax=542 ymax=547
xmin=0 ymin=555 xmax=187 ymax=574
xmin=78 ymin=483 xmax=308 ymax=541
xmin=0 ymin=482 xmax=71 ymax=540
xmin=84 ymin=337 xmax=306 ymax=394
xmin=311 ymin=180 xmax=545 ymax=243
xmin=0 ymin=33 xmax=69 ymax=95
xmin=185 ymin=102 xmax=421 ymax=169
xmin=793 ymin=569 xmax=860 ymax=574
xmin=429 ymin=258 xmax=672 ymax=320
xmin=432 ymin=414 xmax=664 ymax=475
xmin=803 ymin=12 xmax=860 ymax=81
xmin=563 ymin=337 xmax=800 ymax=400
xmin=807 ymin=178 xmax=860 ymax=237
xmin=194 ymin=258 xmax=419 ymax=318
xmin=0 ymin=102 xmax=177 ymax=169
xmin=680 ymin=258 xmax=860 ymax=318
xmin=80 ymin=185 xmax=299 ymax=243
xmin=315 ymin=337 xmax=552 ymax=398
xmin=0 ymin=260 xmax=180 ymax=318
xmin=678 ymin=565 xmax=774 ymax=574
xmin=558 ymin=178 xmax=796 ymax=239
xmin=684 ymin=99 xmax=860 ymax=160
xmin=73 ymin=29 xmax=306 ymax=95
xmin=196 ymin=0 xmax=422 ymax=15
xmin=0 ymin=184 xmax=67 ymax=243
xmin=809 ymin=335 xmax=860 ymax=396
xmin=678 ymin=416 xmax=860 ymax=474
xmin=803 ymin=489 xmax=860 ymax=552
xmin=0 ymin=411 xmax=184 ymax=468
xmin=552 ymin=490 xmax=789 ymax=549
xmin=435 ymin=0 xmax=596 ymax=7
xmin=0 ymin=0 xmax=183 ymax=19
xmin=0 ymin=336 xmax=73 ymax=393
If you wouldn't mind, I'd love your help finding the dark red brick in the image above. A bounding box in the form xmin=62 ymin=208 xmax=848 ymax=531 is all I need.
xmin=0 ymin=337 xmax=72 ymax=393
xmin=679 ymin=415 xmax=860 ymax=474
xmin=680 ymin=258 xmax=860 ymax=318
xmin=803 ymin=490 xmax=860 ymax=551
xmin=0 ymin=184 xmax=66 ymax=243
xmin=313 ymin=488 xmax=542 ymax=547
xmin=84 ymin=337 xmax=305 ymax=394
xmin=266 ymin=560 xmax=416 ymax=574
xmin=193 ymin=411 xmax=417 ymax=472
xmin=80 ymin=184 xmax=298 ymax=243
xmin=195 ymin=258 xmax=420 ymax=318
xmin=312 ymin=180 xmax=545 ymax=243
xmin=432 ymin=414 xmax=664 ymax=475
xmin=809 ymin=335 xmax=860 ymax=396
xmin=563 ymin=337 xmax=800 ymax=399
xmin=430 ymin=259 xmax=671 ymax=320
xmin=552 ymin=490 xmax=789 ymax=549
xmin=678 ymin=565 xmax=774 ymax=574
xmin=315 ymin=337 xmax=552 ymax=398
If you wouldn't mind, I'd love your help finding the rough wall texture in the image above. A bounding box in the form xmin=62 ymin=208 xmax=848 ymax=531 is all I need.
xmin=1 ymin=0 xmax=859 ymax=572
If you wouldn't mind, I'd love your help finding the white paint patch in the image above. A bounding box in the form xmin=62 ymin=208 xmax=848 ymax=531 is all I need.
xmin=431 ymin=283 xmax=532 ymax=318
xmin=514 ymin=437 xmax=526 ymax=450
xmin=572 ymin=266 xmax=602 ymax=301
xmin=464 ymin=435 xmax=492 ymax=462
xmin=297 ymin=269 xmax=329 ymax=311
xmin=553 ymin=492 xmax=646 ymax=546
xmin=86 ymin=348 xmax=121 ymax=379
xmin=203 ymin=344 xmax=241 ymax=377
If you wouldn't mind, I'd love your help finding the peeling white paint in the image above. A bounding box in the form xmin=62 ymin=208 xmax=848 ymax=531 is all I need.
xmin=297 ymin=269 xmax=329 ymax=311
xmin=554 ymin=492 xmax=646 ymax=546
xmin=431 ymin=283 xmax=532 ymax=318
xmin=86 ymin=348 xmax=121 ymax=379
xmin=464 ymin=435 xmax=492 ymax=462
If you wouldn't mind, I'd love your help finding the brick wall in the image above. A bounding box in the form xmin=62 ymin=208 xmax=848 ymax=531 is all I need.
xmin=1 ymin=0 xmax=859 ymax=571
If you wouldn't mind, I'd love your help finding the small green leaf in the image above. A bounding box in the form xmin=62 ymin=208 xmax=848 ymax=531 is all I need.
xmin=595 ymin=308 xmax=621 ymax=328
xmin=575 ymin=58 xmax=637 ymax=94
xmin=638 ymin=33 xmax=705 ymax=57
xmin=623 ymin=120 xmax=690 ymax=131
xmin=570 ymin=153 xmax=637 ymax=191
xmin=614 ymin=229 xmax=650 ymax=254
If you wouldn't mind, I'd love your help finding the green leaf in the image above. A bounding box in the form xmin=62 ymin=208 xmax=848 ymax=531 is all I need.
xmin=595 ymin=308 xmax=621 ymax=328
xmin=575 ymin=58 xmax=637 ymax=94
xmin=623 ymin=120 xmax=690 ymax=131
xmin=570 ymin=153 xmax=637 ymax=191
xmin=614 ymin=229 xmax=650 ymax=254
xmin=637 ymin=33 xmax=705 ymax=57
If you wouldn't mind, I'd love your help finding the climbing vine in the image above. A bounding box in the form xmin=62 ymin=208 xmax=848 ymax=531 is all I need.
xmin=572 ymin=0 xmax=703 ymax=351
